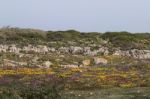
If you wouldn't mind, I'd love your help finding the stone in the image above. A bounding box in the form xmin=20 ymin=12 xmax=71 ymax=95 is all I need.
xmin=3 ymin=59 xmax=17 ymax=67
xmin=32 ymin=56 xmax=39 ymax=63
xmin=82 ymin=59 xmax=91 ymax=66
xmin=43 ymin=61 xmax=52 ymax=68
xmin=94 ymin=57 xmax=108 ymax=65
xmin=58 ymin=47 xmax=70 ymax=53
xmin=113 ymin=50 xmax=122 ymax=56
xmin=60 ymin=64 xmax=78 ymax=68
xmin=48 ymin=48 xmax=55 ymax=52
xmin=18 ymin=62 xmax=27 ymax=66
xmin=4 ymin=62 xmax=16 ymax=67
xmin=9 ymin=44 xmax=20 ymax=53
xmin=69 ymin=46 xmax=83 ymax=54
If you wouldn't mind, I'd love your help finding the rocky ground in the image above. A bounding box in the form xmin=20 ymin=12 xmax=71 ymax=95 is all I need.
xmin=0 ymin=27 xmax=150 ymax=98
xmin=0 ymin=44 xmax=150 ymax=68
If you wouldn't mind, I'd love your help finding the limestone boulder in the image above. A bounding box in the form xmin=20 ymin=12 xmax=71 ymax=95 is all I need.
xmin=94 ymin=57 xmax=108 ymax=65
xmin=60 ymin=64 xmax=78 ymax=68
xmin=42 ymin=61 xmax=53 ymax=68
xmin=82 ymin=59 xmax=91 ymax=66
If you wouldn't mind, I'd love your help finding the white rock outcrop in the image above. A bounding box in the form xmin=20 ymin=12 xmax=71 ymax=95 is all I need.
xmin=42 ymin=61 xmax=53 ymax=68
xmin=113 ymin=49 xmax=150 ymax=59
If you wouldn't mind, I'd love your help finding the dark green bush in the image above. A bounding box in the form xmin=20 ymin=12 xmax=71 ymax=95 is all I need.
xmin=102 ymin=32 xmax=150 ymax=50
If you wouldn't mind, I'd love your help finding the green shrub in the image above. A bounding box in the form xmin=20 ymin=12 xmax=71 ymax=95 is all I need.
xmin=102 ymin=32 xmax=150 ymax=50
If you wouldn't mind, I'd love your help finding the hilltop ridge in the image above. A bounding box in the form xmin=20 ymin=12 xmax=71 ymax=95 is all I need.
xmin=0 ymin=27 xmax=150 ymax=49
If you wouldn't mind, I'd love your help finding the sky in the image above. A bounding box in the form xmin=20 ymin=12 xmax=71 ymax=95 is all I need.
xmin=0 ymin=0 xmax=150 ymax=32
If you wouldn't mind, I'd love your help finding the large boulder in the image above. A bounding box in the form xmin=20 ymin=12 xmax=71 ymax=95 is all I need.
xmin=82 ymin=59 xmax=91 ymax=66
xmin=69 ymin=46 xmax=83 ymax=54
xmin=32 ymin=56 xmax=39 ymax=63
xmin=3 ymin=59 xmax=17 ymax=67
xmin=58 ymin=47 xmax=70 ymax=53
xmin=93 ymin=57 xmax=108 ymax=65
xmin=42 ymin=61 xmax=53 ymax=68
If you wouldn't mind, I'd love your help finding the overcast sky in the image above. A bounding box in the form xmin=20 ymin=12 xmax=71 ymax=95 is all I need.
xmin=0 ymin=0 xmax=150 ymax=32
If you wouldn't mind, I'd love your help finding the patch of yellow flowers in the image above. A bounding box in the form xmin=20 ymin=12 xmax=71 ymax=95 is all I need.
xmin=0 ymin=68 xmax=55 ymax=75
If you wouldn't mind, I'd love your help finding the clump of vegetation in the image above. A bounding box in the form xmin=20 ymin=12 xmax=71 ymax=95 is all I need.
xmin=102 ymin=32 xmax=150 ymax=50
xmin=0 ymin=27 xmax=46 ymax=44
xmin=0 ymin=74 xmax=63 ymax=99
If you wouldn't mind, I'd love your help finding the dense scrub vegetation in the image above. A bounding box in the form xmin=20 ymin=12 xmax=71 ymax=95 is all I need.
xmin=101 ymin=32 xmax=150 ymax=50
xmin=0 ymin=27 xmax=46 ymax=45
xmin=0 ymin=27 xmax=150 ymax=49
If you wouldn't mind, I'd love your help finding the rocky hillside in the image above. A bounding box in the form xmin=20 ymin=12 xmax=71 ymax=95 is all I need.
xmin=0 ymin=27 xmax=150 ymax=68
